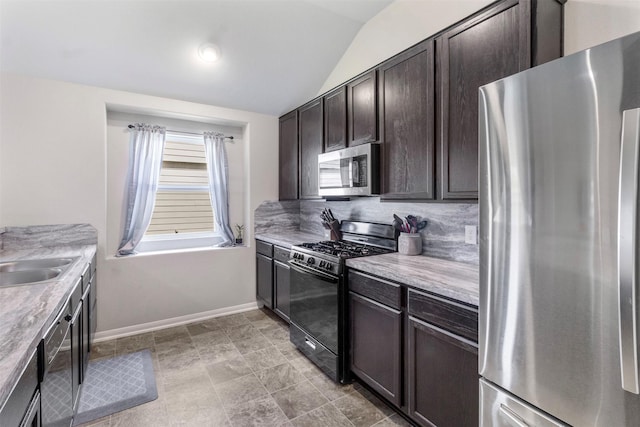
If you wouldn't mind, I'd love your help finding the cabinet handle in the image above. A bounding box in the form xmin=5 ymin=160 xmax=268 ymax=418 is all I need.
xmin=305 ymin=338 xmax=316 ymax=351
xmin=499 ymin=404 xmax=530 ymax=427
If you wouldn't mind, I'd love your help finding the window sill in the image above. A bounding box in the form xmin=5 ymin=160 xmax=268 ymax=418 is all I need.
xmin=109 ymin=243 xmax=247 ymax=260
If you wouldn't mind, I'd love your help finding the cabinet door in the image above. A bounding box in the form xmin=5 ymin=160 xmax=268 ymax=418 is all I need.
xmin=348 ymin=70 xmax=377 ymax=146
xmin=299 ymin=99 xmax=323 ymax=199
xmin=408 ymin=316 xmax=478 ymax=427
xmin=256 ymin=253 xmax=273 ymax=308
xmin=349 ymin=291 xmax=402 ymax=406
xmin=279 ymin=110 xmax=299 ymax=200
xmin=379 ymin=39 xmax=435 ymax=200
xmin=437 ymin=0 xmax=525 ymax=200
xmin=273 ymin=260 xmax=290 ymax=322
xmin=81 ymin=283 xmax=91 ymax=380
xmin=324 ymin=86 xmax=347 ymax=152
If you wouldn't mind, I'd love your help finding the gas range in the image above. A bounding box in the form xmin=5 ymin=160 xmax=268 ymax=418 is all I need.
xmin=288 ymin=220 xmax=397 ymax=383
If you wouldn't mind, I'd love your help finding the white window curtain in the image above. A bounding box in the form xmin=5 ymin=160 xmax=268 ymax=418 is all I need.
xmin=203 ymin=131 xmax=235 ymax=246
xmin=117 ymin=124 xmax=166 ymax=256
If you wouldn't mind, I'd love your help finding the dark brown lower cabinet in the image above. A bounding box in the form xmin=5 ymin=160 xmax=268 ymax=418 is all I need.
xmin=408 ymin=316 xmax=478 ymax=427
xmin=273 ymin=259 xmax=290 ymax=322
xmin=256 ymin=253 xmax=273 ymax=308
xmin=348 ymin=268 xmax=479 ymax=427
xmin=349 ymin=291 xmax=402 ymax=406
xmin=256 ymin=240 xmax=292 ymax=323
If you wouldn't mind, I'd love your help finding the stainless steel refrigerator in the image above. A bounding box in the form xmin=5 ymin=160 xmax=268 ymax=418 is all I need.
xmin=479 ymin=31 xmax=640 ymax=426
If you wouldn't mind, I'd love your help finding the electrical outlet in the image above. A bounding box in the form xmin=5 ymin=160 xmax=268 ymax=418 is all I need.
xmin=465 ymin=226 xmax=477 ymax=245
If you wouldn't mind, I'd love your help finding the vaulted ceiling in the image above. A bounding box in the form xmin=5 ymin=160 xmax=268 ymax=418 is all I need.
xmin=0 ymin=0 xmax=394 ymax=116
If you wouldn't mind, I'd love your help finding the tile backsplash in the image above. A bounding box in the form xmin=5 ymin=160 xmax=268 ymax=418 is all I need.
xmin=255 ymin=198 xmax=478 ymax=265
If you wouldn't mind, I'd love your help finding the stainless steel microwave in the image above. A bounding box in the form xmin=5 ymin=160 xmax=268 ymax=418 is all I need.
xmin=318 ymin=143 xmax=380 ymax=197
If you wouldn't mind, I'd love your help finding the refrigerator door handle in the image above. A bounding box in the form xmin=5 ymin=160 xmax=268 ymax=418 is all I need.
xmin=618 ymin=107 xmax=640 ymax=394
xmin=499 ymin=404 xmax=530 ymax=427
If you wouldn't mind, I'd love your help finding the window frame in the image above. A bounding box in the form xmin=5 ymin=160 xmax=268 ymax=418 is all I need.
xmin=137 ymin=132 xmax=225 ymax=252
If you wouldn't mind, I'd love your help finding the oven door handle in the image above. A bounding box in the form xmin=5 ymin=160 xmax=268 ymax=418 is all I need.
xmin=289 ymin=261 xmax=339 ymax=283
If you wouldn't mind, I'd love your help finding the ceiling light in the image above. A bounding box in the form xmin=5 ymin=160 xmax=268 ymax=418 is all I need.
xmin=198 ymin=43 xmax=221 ymax=63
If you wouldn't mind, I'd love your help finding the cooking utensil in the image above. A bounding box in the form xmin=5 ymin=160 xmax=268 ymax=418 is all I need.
xmin=405 ymin=216 xmax=418 ymax=233
xmin=416 ymin=220 xmax=427 ymax=231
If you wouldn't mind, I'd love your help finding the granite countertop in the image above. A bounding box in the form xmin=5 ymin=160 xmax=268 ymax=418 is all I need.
xmin=255 ymin=231 xmax=324 ymax=249
xmin=346 ymin=253 xmax=479 ymax=307
xmin=0 ymin=244 xmax=97 ymax=410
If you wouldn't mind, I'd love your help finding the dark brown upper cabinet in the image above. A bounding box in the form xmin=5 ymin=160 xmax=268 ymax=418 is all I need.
xmin=299 ymin=98 xmax=323 ymax=199
xmin=378 ymin=39 xmax=435 ymax=201
xmin=437 ymin=0 xmax=565 ymax=200
xmin=323 ymin=86 xmax=347 ymax=152
xmin=278 ymin=110 xmax=298 ymax=200
xmin=347 ymin=70 xmax=378 ymax=146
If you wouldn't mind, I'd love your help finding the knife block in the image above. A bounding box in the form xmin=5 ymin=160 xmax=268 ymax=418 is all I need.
xmin=323 ymin=220 xmax=341 ymax=241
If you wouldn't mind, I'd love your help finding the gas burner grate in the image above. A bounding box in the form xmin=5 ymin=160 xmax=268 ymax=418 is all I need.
xmin=298 ymin=240 xmax=392 ymax=258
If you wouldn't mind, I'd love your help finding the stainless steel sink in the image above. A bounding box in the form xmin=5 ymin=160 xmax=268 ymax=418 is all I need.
xmin=0 ymin=258 xmax=75 ymax=272
xmin=0 ymin=268 xmax=62 ymax=287
xmin=0 ymin=257 xmax=77 ymax=287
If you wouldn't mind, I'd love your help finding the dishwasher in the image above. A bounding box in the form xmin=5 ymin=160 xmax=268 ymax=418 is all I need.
xmin=40 ymin=299 xmax=73 ymax=427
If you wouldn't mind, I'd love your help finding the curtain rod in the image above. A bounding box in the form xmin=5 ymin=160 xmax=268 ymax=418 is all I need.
xmin=127 ymin=124 xmax=234 ymax=140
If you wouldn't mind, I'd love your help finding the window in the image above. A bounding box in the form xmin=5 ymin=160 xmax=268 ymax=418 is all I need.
xmin=136 ymin=133 xmax=224 ymax=252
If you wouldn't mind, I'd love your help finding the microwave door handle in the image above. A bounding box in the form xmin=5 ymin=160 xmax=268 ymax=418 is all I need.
xmin=618 ymin=107 xmax=640 ymax=394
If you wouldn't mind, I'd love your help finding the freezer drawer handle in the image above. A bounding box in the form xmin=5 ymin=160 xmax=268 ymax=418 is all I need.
xmin=618 ymin=107 xmax=640 ymax=394
xmin=499 ymin=404 xmax=530 ymax=427
xmin=305 ymin=338 xmax=316 ymax=351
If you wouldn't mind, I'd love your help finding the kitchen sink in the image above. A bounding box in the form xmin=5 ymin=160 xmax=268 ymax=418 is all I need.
xmin=0 ymin=257 xmax=77 ymax=288
xmin=0 ymin=257 xmax=75 ymax=272
xmin=0 ymin=269 xmax=62 ymax=287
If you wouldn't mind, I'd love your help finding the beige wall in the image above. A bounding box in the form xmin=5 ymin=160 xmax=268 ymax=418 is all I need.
xmin=319 ymin=0 xmax=640 ymax=95
xmin=564 ymin=0 xmax=640 ymax=55
xmin=318 ymin=0 xmax=494 ymax=94
xmin=0 ymin=73 xmax=279 ymax=335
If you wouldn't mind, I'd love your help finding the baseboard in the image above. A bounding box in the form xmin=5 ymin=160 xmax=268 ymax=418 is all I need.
xmin=94 ymin=301 xmax=260 ymax=342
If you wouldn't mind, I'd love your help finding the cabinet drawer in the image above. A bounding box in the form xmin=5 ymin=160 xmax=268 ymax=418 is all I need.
xmin=349 ymin=270 xmax=402 ymax=310
xmin=408 ymin=289 xmax=478 ymax=342
xmin=273 ymin=246 xmax=290 ymax=264
xmin=256 ymin=240 xmax=273 ymax=257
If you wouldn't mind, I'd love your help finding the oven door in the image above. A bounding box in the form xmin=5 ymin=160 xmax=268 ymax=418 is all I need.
xmin=289 ymin=259 xmax=343 ymax=381
xmin=289 ymin=260 xmax=339 ymax=354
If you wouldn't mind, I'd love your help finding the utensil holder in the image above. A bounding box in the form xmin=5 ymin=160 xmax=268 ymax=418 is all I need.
xmin=398 ymin=232 xmax=422 ymax=255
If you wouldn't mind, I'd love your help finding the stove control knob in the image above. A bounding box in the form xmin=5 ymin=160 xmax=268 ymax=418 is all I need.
xmin=325 ymin=262 xmax=333 ymax=271
xmin=319 ymin=261 xmax=325 ymax=268
xmin=307 ymin=257 xmax=315 ymax=265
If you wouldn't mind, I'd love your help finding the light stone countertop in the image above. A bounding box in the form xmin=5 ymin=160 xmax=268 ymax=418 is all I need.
xmin=346 ymin=253 xmax=479 ymax=307
xmin=0 ymin=245 xmax=96 ymax=411
xmin=255 ymin=231 xmax=324 ymax=249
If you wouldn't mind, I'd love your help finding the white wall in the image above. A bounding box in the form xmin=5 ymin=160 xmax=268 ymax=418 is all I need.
xmin=564 ymin=0 xmax=640 ymax=55
xmin=0 ymin=73 xmax=279 ymax=334
xmin=318 ymin=0 xmax=494 ymax=94
xmin=319 ymin=0 xmax=640 ymax=95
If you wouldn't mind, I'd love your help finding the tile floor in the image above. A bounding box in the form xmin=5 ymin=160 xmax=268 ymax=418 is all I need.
xmin=79 ymin=308 xmax=413 ymax=427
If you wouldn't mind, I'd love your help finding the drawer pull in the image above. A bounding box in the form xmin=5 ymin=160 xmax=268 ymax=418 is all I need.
xmin=499 ymin=404 xmax=530 ymax=427
xmin=305 ymin=338 xmax=316 ymax=350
